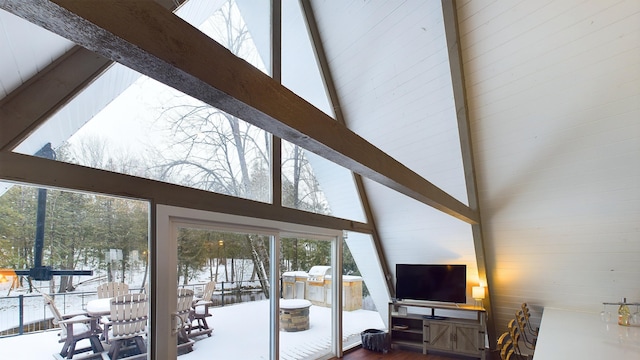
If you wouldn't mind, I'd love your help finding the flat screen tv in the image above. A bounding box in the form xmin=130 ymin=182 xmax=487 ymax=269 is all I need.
xmin=395 ymin=264 xmax=466 ymax=303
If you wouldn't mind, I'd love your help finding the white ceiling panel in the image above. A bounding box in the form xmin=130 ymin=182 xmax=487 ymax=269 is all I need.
xmin=0 ymin=9 xmax=73 ymax=100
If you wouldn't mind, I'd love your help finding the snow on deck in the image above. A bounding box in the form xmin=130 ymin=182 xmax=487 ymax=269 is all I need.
xmin=0 ymin=299 xmax=385 ymax=359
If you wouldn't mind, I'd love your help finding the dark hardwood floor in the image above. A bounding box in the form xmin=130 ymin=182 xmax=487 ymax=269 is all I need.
xmin=335 ymin=347 xmax=478 ymax=360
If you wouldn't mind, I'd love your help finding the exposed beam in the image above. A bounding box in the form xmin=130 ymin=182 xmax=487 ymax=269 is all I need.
xmin=0 ymin=151 xmax=373 ymax=234
xmin=299 ymin=0 xmax=395 ymax=295
xmin=0 ymin=0 xmax=479 ymax=225
xmin=442 ymin=0 xmax=496 ymax=348
xmin=0 ymin=0 xmax=185 ymax=153
xmin=270 ymin=0 xmax=282 ymax=208
xmin=0 ymin=46 xmax=111 ymax=151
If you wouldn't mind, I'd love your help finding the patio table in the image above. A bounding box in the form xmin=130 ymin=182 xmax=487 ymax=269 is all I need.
xmin=87 ymin=297 xmax=112 ymax=317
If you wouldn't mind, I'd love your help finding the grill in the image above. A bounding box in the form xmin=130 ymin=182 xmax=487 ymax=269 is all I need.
xmin=307 ymin=265 xmax=330 ymax=284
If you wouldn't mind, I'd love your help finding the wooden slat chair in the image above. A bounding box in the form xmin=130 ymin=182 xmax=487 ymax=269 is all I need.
xmin=521 ymin=303 xmax=539 ymax=337
xmin=498 ymin=331 xmax=524 ymax=360
xmin=42 ymin=293 xmax=107 ymax=360
xmin=515 ymin=310 xmax=537 ymax=351
xmin=97 ymin=282 xmax=130 ymax=299
xmin=175 ymin=288 xmax=195 ymax=354
xmin=508 ymin=318 xmax=534 ymax=359
xmin=105 ymin=293 xmax=148 ymax=360
xmin=188 ymin=281 xmax=215 ymax=338
xmin=96 ymin=282 xmax=130 ymax=341
xmin=497 ymin=332 xmax=513 ymax=360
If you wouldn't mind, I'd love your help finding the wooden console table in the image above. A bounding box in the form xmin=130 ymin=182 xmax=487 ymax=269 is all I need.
xmin=389 ymin=301 xmax=486 ymax=359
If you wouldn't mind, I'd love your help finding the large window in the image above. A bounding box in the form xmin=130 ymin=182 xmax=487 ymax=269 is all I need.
xmin=14 ymin=0 xmax=273 ymax=203
xmin=0 ymin=183 xmax=150 ymax=341
xmin=0 ymin=0 xmax=387 ymax=358
xmin=158 ymin=205 xmax=348 ymax=359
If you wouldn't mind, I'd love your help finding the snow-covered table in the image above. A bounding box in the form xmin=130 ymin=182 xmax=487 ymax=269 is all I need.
xmin=86 ymin=298 xmax=112 ymax=317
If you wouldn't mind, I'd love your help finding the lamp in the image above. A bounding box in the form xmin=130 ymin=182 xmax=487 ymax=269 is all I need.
xmin=472 ymin=286 xmax=485 ymax=308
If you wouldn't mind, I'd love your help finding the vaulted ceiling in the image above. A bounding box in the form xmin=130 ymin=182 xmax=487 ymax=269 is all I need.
xmin=1 ymin=0 xmax=638 ymax=353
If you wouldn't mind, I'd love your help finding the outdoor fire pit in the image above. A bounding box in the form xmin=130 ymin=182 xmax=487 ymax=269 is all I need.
xmin=279 ymin=299 xmax=312 ymax=332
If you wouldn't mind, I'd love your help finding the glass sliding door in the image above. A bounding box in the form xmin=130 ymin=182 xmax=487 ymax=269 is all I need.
xmin=279 ymin=235 xmax=339 ymax=360
xmin=156 ymin=205 xmax=343 ymax=360
xmin=175 ymin=226 xmax=273 ymax=359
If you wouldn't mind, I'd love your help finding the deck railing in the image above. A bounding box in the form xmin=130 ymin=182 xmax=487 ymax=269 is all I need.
xmin=0 ymin=280 xmax=268 ymax=338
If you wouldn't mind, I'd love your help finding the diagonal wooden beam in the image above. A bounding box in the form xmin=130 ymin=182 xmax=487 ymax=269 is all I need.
xmin=0 ymin=0 xmax=185 ymax=153
xmin=0 ymin=0 xmax=479 ymax=224
xmin=442 ymin=0 xmax=496 ymax=348
xmin=298 ymin=0 xmax=395 ymax=296
xmin=0 ymin=46 xmax=111 ymax=152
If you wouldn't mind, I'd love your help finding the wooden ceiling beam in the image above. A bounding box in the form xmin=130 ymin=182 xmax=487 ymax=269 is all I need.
xmin=299 ymin=0 xmax=395 ymax=296
xmin=0 ymin=46 xmax=111 ymax=152
xmin=0 ymin=151 xmax=372 ymax=234
xmin=0 ymin=0 xmax=184 ymax=153
xmin=441 ymin=0 xmax=496 ymax=347
xmin=0 ymin=0 xmax=479 ymax=224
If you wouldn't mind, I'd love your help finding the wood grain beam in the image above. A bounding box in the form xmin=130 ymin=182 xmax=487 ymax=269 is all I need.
xmin=0 ymin=0 xmax=185 ymax=153
xmin=0 ymin=151 xmax=372 ymax=234
xmin=0 ymin=46 xmax=111 ymax=151
xmin=0 ymin=0 xmax=479 ymax=224
xmin=442 ymin=0 xmax=496 ymax=348
xmin=299 ymin=0 xmax=395 ymax=295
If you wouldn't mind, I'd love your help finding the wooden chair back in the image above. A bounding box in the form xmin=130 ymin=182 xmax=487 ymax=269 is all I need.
xmin=201 ymin=281 xmax=215 ymax=302
xmin=42 ymin=292 xmax=105 ymax=359
xmin=176 ymin=288 xmax=194 ymax=329
xmin=189 ymin=282 xmax=215 ymax=338
xmin=515 ymin=310 xmax=536 ymax=350
xmin=175 ymin=288 xmax=196 ymax=353
xmin=109 ymin=293 xmax=148 ymax=340
xmin=97 ymin=282 xmax=129 ymax=299
xmin=498 ymin=331 xmax=522 ymax=360
xmin=42 ymin=293 xmax=68 ymax=338
xmin=521 ymin=303 xmax=539 ymax=335
xmin=507 ymin=318 xmax=524 ymax=356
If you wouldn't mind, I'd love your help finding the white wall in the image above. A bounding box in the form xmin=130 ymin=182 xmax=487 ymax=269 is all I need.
xmin=458 ymin=0 xmax=640 ymax=331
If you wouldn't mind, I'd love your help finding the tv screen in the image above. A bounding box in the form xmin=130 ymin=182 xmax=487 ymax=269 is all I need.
xmin=395 ymin=264 xmax=466 ymax=303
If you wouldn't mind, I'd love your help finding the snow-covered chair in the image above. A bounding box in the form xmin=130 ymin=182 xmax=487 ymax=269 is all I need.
xmin=188 ymin=281 xmax=215 ymax=338
xmin=175 ymin=288 xmax=195 ymax=354
xmin=42 ymin=293 xmax=107 ymax=360
xmin=105 ymin=293 xmax=148 ymax=360
xmin=96 ymin=282 xmax=129 ymax=299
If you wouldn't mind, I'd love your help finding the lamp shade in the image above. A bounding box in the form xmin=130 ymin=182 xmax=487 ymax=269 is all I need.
xmin=472 ymin=286 xmax=485 ymax=300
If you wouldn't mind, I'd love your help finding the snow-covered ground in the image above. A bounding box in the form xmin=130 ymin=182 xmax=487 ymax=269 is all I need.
xmin=0 ymin=299 xmax=385 ymax=359
xmin=0 ymin=264 xmax=386 ymax=359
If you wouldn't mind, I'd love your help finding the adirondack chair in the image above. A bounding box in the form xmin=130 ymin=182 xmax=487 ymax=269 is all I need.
xmin=96 ymin=282 xmax=130 ymax=341
xmin=42 ymin=293 xmax=107 ymax=360
xmin=175 ymin=288 xmax=195 ymax=354
xmin=188 ymin=281 xmax=215 ymax=338
xmin=97 ymin=282 xmax=129 ymax=298
xmin=105 ymin=293 xmax=148 ymax=360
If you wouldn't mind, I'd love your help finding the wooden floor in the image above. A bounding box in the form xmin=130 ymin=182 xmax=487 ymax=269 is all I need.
xmin=335 ymin=347 xmax=472 ymax=360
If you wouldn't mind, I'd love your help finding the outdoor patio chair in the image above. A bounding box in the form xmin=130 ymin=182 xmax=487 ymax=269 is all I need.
xmin=96 ymin=282 xmax=129 ymax=341
xmin=105 ymin=293 xmax=148 ymax=360
xmin=175 ymin=288 xmax=195 ymax=354
xmin=42 ymin=293 xmax=107 ymax=360
xmin=188 ymin=281 xmax=215 ymax=338
xmin=96 ymin=282 xmax=129 ymax=299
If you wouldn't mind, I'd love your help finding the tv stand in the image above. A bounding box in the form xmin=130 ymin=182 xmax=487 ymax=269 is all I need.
xmin=389 ymin=301 xmax=486 ymax=359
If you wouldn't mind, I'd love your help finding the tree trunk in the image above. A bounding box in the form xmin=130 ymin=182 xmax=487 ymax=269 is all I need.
xmin=246 ymin=236 xmax=269 ymax=298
